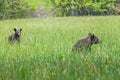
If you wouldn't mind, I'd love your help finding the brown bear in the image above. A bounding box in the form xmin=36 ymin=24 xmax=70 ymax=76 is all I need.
xmin=8 ymin=28 xmax=22 ymax=42
xmin=72 ymin=33 xmax=101 ymax=52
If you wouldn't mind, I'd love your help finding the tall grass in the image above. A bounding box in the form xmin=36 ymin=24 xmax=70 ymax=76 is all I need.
xmin=0 ymin=16 xmax=120 ymax=80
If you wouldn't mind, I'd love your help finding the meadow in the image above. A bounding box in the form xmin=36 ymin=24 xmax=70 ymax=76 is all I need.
xmin=0 ymin=16 xmax=120 ymax=80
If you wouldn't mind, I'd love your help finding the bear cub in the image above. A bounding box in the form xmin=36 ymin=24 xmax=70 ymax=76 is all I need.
xmin=72 ymin=33 xmax=101 ymax=52
xmin=8 ymin=28 xmax=22 ymax=42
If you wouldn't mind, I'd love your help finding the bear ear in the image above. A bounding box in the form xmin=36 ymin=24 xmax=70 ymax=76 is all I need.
xmin=20 ymin=28 xmax=22 ymax=31
xmin=88 ymin=33 xmax=92 ymax=36
xmin=92 ymin=34 xmax=95 ymax=38
xmin=90 ymin=34 xmax=95 ymax=40
xmin=14 ymin=28 xmax=17 ymax=31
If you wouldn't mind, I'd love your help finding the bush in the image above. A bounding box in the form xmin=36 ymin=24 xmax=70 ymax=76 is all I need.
xmin=0 ymin=0 xmax=34 ymax=19
xmin=50 ymin=0 xmax=116 ymax=16
xmin=0 ymin=0 xmax=6 ymax=19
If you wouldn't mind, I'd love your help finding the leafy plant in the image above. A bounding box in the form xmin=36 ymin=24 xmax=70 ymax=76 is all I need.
xmin=0 ymin=0 xmax=33 ymax=19
xmin=50 ymin=0 xmax=116 ymax=16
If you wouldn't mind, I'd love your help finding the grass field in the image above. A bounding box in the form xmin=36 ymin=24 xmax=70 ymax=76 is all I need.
xmin=0 ymin=16 xmax=120 ymax=80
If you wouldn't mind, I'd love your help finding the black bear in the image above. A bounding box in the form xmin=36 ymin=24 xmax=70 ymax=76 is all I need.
xmin=8 ymin=28 xmax=22 ymax=42
xmin=72 ymin=33 xmax=101 ymax=52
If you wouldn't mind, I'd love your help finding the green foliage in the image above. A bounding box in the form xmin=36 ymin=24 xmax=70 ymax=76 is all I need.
xmin=50 ymin=0 xmax=116 ymax=16
xmin=0 ymin=16 xmax=120 ymax=80
xmin=0 ymin=0 xmax=6 ymax=19
xmin=1 ymin=0 xmax=120 ymax=18
xmin=25 ymin=0 xmax=52 ymax=10
xmin=0 ymin=0 xmax=33 ymax=19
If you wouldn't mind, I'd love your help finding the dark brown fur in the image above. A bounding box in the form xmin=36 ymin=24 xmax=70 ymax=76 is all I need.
xmin=8 ymin=28 xmax=22 ymax=42
xmin=72 ymin=33 xmax=101 ymax=52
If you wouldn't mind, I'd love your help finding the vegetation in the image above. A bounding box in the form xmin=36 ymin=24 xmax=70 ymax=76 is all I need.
xmin=0 ymin=0 xmax=52 ymax=19
xmin=1 ymin=0 xmax=120 ymax=19
xmin=25 ymin=0 xmax=52 ymax=10
xmin=0 ymin=16 xmax=120 ymax=80
xmin=0 ymin=0 xmax=33 ymax=19
xmin=51 ymin=0 xmax=116 ymax=16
